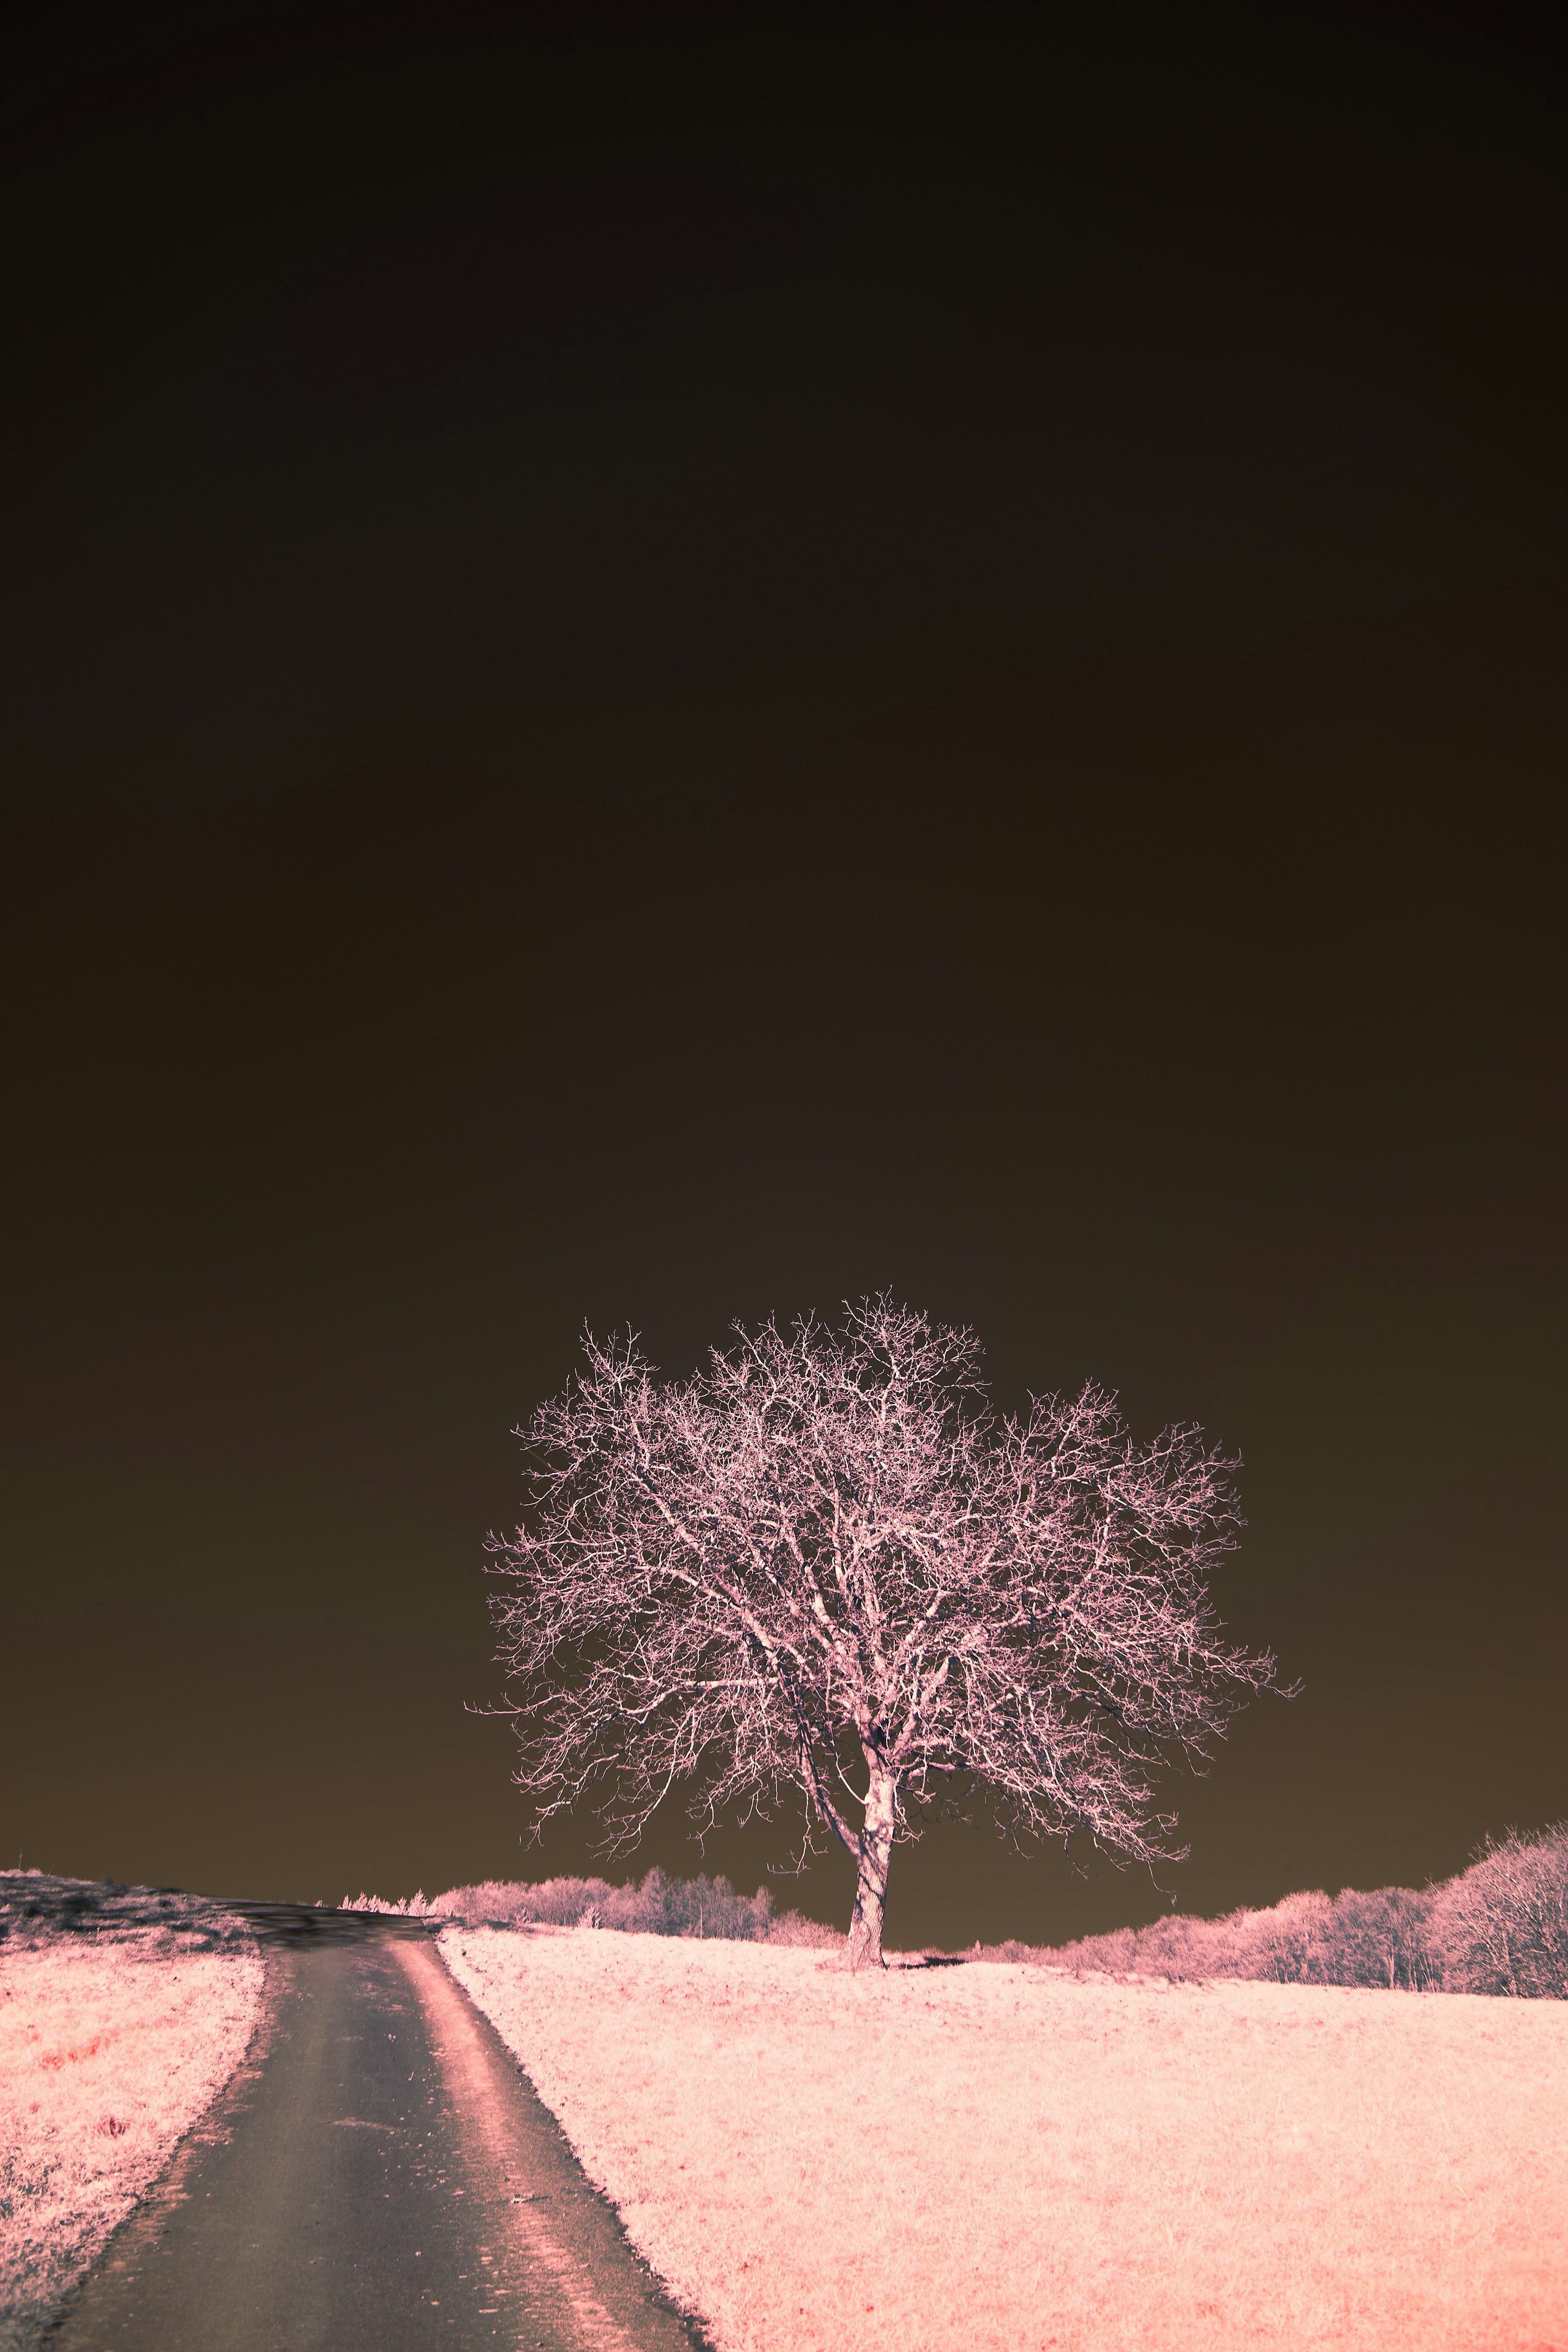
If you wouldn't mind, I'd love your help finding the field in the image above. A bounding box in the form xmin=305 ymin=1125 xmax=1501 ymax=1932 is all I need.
xmin=441 ymin=1926 xmax=1568 ymax=2352
xmin=0 ymin=1881 xmax=262 ymax=2352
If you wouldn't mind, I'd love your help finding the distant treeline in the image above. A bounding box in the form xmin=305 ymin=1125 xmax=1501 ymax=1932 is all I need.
xmin=1034 ymin=1824 xmax=1568 ymax=2000
xmin=345 ymin=1821 xmax=1567 ymax=1998
xmin=343 ymin=1867 xmax=840 ymax=1947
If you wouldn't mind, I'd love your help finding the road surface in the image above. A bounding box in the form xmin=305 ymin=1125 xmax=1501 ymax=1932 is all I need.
xmin=48 ymin=1908 xmax=711 ymax=2352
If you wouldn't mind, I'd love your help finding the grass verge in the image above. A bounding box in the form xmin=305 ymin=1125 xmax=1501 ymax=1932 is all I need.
xmin=0 ymin=1875 xmax=262 ymax=2352
xmin=441 ymin=1924 xmax=1568 ymax=2352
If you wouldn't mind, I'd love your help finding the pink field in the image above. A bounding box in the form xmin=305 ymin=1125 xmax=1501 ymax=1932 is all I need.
xmin=441 ymin=1926 xmax=1568 ymax=2352
xmin=0 ymin=1920 xmax=262 ymax=2349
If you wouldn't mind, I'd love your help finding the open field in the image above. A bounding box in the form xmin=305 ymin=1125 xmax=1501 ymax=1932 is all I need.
xmin=441 ymin=1925 xmax=1568 ymax=2352
xmin=0 ymin=1878 xmax=262 ymax=2352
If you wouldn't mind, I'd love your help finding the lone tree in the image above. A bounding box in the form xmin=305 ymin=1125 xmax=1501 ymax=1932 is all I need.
xmin=488 ymin=1298 xmax=1281 ymax=1970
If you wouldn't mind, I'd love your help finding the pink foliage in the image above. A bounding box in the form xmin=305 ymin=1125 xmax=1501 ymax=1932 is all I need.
xmin=339 ymin=1870 xmax=841 ymax=1945
xmin=1037 ymin=1823 xmax=1568 ymax=1998
xmin=1427 ymin=1824 xmax=1568 ymax=1997
xmin=428 ymin=1867 xmax=837 ymax=1944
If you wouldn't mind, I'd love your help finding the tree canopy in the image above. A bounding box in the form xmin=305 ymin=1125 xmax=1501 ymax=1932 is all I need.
xmin=488 ymin=1298 xmax=1281 ymax=1967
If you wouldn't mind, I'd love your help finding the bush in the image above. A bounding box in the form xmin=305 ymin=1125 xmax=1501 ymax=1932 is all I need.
xmin=1046 ymin=1886 xmax=1442 ymax=1989
xmin=1040 ymin=1826 xmax=1567 ymax=1997
xmin=340 ymin=1890 xmax=437 ymax=1916
xmin=421 ymin=1868 xmax=840 ymax=1946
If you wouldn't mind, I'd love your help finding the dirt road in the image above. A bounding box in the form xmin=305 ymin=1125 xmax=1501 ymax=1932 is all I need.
xmin=48 ymin=1909 xmax=709 ymax=2352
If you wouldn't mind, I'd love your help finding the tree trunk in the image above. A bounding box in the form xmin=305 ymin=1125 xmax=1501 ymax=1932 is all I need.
xmin=847 ymin=1761 xmax=896 ymax=1971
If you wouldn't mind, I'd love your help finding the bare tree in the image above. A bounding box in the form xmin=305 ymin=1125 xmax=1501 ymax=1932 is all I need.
xmin=487 ymin=1298 xmax=1282 ymax=1969
xmin=1427 ymin=1824 xmax=1568 ymax=1998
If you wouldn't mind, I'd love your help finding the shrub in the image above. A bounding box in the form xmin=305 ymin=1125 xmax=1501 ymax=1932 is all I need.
xmin=426 ymin=1877 xmax=613 ymax=1928
xmin=408 ymin=1869 xmax=840 ymax=1946
xmin=1046 ymin=1886 xmax=1442 ymax=1988
xmin=339 ymin=1890 xmax=437 ymax=1916
xmin=1040 ymin=1826 xmax=1567 ymax=1997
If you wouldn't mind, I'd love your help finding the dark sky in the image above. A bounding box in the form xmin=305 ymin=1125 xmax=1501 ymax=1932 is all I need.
xmin=3 ymin=3 xmax=1563 ymax=1947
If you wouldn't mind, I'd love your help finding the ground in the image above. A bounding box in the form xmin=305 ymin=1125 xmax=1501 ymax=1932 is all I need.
xmin=0 ymin=1884 xmax=261 ymax=2351
xmin=442 ymin=1926 xmax=1568 ymax=2352
xmin=8 ymin=1883 xmax=1565 ymax=2352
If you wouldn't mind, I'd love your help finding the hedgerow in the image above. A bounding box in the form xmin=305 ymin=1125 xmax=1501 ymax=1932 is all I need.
xmin=1037 ymin=1823 xmax=1567 ymax=1996
xmin=342 ymin=1867 xmax=840 ymax=1946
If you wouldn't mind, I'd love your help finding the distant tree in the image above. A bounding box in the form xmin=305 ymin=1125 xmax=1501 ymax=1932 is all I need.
xmin=1428 ymin=1824 xmax=1568 ymax=1998
xmin=487 ymin=1298 xmax=1282 ymax=1969
xmin=1324 ymin=1885 xmax=1439 ymax=1992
